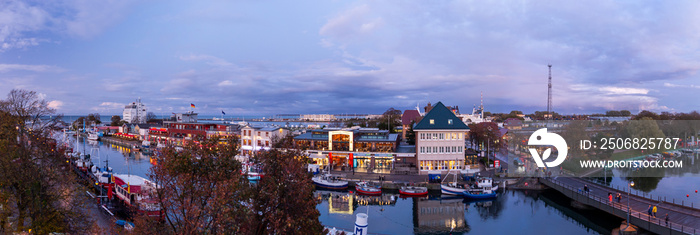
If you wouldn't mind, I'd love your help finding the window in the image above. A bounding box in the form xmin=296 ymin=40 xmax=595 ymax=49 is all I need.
xmin=448 ymin=119 xmax=453 ymax=125
xmin=433 ymin=146 xmax=437 ymax=153
xmin=440 ymin=146 xmax=444 ymax=153
xmin=432 ymin=133 xmax=438 ymax=139
xmin=439 ymin=133 xmax=444 ymax=139
xmin=266 ymin=132 xmax=269 ymax=137
xmin=429 ymin=119 xmax=434 ymax=124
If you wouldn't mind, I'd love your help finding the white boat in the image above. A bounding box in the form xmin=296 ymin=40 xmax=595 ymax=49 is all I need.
xmin=87 ymin=131 xmax=100 ymax=141
xmin=474 ymin=177 xmax=499 ymax=192
xmin=355 ymin=181 xmax=381 ymax=195
xmin=113 ymin=174 xmax=162 ymax=217
xmin=142 ymin=140 xmax=151 ymax=149
xmin=312 ymin=173 xmax=348 ymax=190
xmin=441 ymin=168 xmax=468 ymax=195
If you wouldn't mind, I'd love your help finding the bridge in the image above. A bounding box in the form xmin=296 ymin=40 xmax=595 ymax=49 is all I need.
xmin=539 ymin=177 xmax=700 ymax=235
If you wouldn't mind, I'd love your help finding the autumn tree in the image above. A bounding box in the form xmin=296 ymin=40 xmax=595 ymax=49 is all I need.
xmin=248 ymin=138 xmax=324 ymax=234
xmin=136 ymin=136 xmax=249 ymax=234
xmin=0 ymin=89 xmax=93 ymax=233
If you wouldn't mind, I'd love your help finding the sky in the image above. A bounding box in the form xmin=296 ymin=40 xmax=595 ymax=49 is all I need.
xmin=1 ymin=0 xmax=700 ymax=116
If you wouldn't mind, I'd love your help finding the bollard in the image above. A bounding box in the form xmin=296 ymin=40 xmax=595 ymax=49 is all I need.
xmin=354 ymin=213 xmax=368 ymax=235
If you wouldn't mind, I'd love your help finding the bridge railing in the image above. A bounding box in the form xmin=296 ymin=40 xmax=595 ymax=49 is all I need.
xmin=583 ymin=178 xmax=697 ymax=209
xmin=542 ymin=177 xmax=697 ymax=234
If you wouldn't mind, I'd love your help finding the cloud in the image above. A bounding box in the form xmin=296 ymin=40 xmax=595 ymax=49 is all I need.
xmin=664 ymin=82 xmax=700 ymax=89
xmin=0 ymin=64 xmax=64 ymax=73
xmin=218 ymin=80 xmax=234 ymax=87
xmin=0 ymin=0 xmax=136 ymax=52
xmin=179 ymin=54 xmax=235 ymax=68
xmin=48 ymin=100 xmax=64 ymax=110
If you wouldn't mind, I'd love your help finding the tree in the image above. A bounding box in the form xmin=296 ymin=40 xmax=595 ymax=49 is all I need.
xmin=136 ymin=135 xmax=323 ymax=234
xmin=468 ymin=122 xmax=502 ymax=151
xmin=249 ymin=140 xmax=324 ymax=234
xmin=137 ymin=136 xmax=248 ymax=234
xmin=379 ymin=108 xmax=402 ymax=133
xmin=146 ymin=112 xmax=158 ymax=123
xmin=110 ymin=115 xmax=122 ymax=126
xmin=406 ymin=120 xmax=417 ymax=145
xmin=0 ymin=89 xmax=93 ymax=233
xmin=87 ymin=113 xmax=101 ymax=125
xmin=633 ymin=110 xmax=659 ymax=120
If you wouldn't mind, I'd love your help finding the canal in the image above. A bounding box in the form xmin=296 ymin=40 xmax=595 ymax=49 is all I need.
xmin=63 ymin=135 xmax=700 ymax=234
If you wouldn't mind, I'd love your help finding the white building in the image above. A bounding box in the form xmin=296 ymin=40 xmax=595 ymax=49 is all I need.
xmin=414 ymin=102 xmax=470 ymax=174
xmin=123 ymin=98 xmax=147 ymax=124
xmin=240 ymin=126 xmax=289 ymax=158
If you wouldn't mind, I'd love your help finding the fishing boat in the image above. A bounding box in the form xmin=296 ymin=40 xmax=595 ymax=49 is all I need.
xmin=113 ymin=174 xmax=162 ymax=217
xmin=399 ymin=186 xmax=428 ymax=196
xmin=462 ymin=187 xmax=497 ymax=199
xmin=88 ymin=148 xmax=114 ymax=190
xmin=312 ymin=173 xmax=348 ymax=190
xmin=441 ymin=168 xmax=469 ymax=195
xmin=473 ymin=177 xmax=499 ymax=192
xmin=355 ymin=181 xmax=382 ymax=195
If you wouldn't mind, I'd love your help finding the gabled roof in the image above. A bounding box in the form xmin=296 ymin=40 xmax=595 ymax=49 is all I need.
xmin=413 ymin=102 xmax=469 ymax=130
xmin=401 ymin=110 xmax=421 ymax=125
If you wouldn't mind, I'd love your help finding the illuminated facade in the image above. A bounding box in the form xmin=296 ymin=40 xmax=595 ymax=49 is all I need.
xmin=414 ymin=102 xmax=470 ymax=173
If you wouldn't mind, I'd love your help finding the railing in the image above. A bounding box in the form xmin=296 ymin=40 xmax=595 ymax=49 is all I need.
xmin=582 ymin=177 xmax=698 ymax=209
xmin=541 ymin=177 xmax=697 ymax=234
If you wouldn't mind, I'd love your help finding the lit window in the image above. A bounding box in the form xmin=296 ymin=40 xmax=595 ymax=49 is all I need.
xmin=448 ymin=119 xmax=453 ymax=125
xmin=429 ymin=119 xmax=434 ymax=125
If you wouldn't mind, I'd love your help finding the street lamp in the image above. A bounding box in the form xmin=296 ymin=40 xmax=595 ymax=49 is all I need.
xmin=625 ymin=181 xmax=635 ymax=230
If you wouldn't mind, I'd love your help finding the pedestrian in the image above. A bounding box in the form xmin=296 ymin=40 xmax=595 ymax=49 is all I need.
xmin=584 ymin=184 xmax=589 ymax=194
xmin=652 ymin=205 xmax=657 ymax=218
xmin=665 ymin=213 xmax=669 ymax=226
xmin=647 ymin=205 xmax=653 ymax=217
xmin=617 ymin=193 xmax=621 ymax=203
xmin=608 ymin=193 xmax=613 ymax=204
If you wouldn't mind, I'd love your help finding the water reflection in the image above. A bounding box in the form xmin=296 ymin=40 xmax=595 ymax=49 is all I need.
xmin=414 ymin=196 xmax=468 ymax=234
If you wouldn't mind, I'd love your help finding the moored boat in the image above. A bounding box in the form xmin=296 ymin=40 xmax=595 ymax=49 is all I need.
xmin=462 ymin=189 xmax=497 ymax=199
xmin=113 ymin=174 xmax=162 ymax=217
xmin=355 ymin=181 xmax=382 ymax=195
xmin=87 ymin=131 xmax=100 ymax=141
xmin=312 ymin=173 xmax=348 ymax=190
xmin=399 ymin=186 xmax=428 ymax=196
xmin=441 ymin=182 xmax=469 ymax=195
xmin=242 ymin=163 xmax=264 ymax=181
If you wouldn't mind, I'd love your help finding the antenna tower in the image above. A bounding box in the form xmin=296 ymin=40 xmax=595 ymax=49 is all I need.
xmin=547 ymin=64 xmax=552 ymax=120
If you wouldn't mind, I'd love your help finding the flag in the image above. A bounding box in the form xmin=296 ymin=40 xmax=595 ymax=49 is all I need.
xmin=190 ymin=103 xmax=195 ymax=108
xmin=222 ymin=110 xmax=226 ymax=115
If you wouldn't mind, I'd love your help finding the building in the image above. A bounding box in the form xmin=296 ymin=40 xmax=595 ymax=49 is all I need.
xmin=174 ymin=111 xmax=198 ymax=123
xmin=123 ymin=98 xmax=147 ymax=124
xmin=401 ymin=110 xmax=421 ymax=140
xmin=293 ymin=126 xmax=407 ymax=173
xmin=240 ymin=126 xmax=289 ymax=158
xmin=413 ymin=102 xmax=470 ymax=174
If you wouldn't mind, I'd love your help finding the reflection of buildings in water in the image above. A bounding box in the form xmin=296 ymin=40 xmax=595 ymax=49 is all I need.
xmin=354 ymin=194 xmax=397 ymax=206
xmin=314 ymin=191 xmax=398 ymax=215
xmin=315 ymin=191 xmax=354 ymax=215
xmin=414 ymin=197 xmax=468 ymax=233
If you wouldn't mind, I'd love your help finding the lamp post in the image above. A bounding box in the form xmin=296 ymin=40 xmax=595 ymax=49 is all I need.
xmin=625 ymin=181 xmax=635 ymax=230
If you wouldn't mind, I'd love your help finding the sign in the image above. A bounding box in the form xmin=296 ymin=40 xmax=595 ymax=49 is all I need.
xmin=494 ymin=160 xmax=500 ymax=168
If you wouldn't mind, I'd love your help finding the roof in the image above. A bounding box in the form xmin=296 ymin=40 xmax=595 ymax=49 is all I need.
xmin=401 ymin=110 xmax=421 ymax=125
xmin=413 ymin=102 xmax=469 ymax=130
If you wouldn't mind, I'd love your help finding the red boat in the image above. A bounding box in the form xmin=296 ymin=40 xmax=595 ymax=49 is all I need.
xmin=355 ymin=181 xmax=382 ymax=195
xmin=113 ymin=174 xmax=162 ymax=217
xmin=399 ymin=186 xmax=428 ymax=196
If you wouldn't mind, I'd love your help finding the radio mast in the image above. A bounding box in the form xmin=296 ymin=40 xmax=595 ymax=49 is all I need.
xmin=547 ymin=64 xmax=552 ymax=120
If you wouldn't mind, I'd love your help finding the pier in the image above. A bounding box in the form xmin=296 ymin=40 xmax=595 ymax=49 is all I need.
xmin=540 ymin=177 xmax=700 ymax=234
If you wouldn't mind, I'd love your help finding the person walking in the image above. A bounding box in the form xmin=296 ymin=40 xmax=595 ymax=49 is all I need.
xmin=647 ymin=205 xmax=653 ymax=217
xmin=608 ymin=193 xmax=613 ymax=204
xmin=665 ymin=213 xmax=669 ymax=226
xmin=584 ymin=185 xmax=589 ymax=194
xmin=652 ymin=205 xmax=658 ymax=218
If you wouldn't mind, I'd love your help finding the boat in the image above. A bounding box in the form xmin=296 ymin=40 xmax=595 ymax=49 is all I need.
xmin=399 ymin=186 xmax=428 ymax=196
xmin=462 ymin=188 xmax=497 ymax=199
xmin=473 ymin=177 xmax=499 ymax=192
xmin=115 ymin=220 xmax=134 ymax=230
xmin=113 ymin=174 xmax=162 ymax=217
xmin=87 ymin=131 xmax=100 ymax=141
xmin=355 ymin=181 xmax=382 ymax=195
xmin=89 ymin=148 xmax=114 ymax=190
xmin=132 ymin=145 xmax=141 ymax=152
xmin=441 ymin=168 xmax=469 ymax=195
xmin=312 ymin=173 xmax=348 ymax=190
xmin=142 ymin=140 xmax=151 ymax=149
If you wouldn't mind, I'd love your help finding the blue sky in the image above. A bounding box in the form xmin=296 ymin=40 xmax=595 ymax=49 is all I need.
xmin=1 ymin=0 xmax=699 ymax=116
